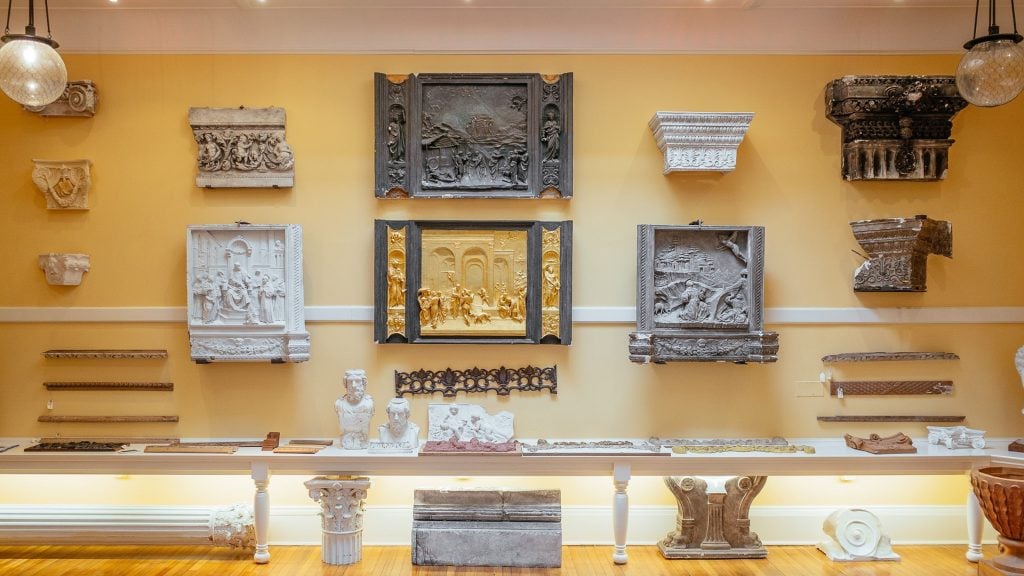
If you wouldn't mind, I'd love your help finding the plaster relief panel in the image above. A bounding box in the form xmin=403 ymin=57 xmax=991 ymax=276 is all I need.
xmin=25 ymin=80 xmax=98 ymax=117
xmin=32 ymin=159 xmax=91 ymax=210
xmin=189 ymin=107 xmax=294 ymax=188
xmin=186 ymin=223 xmax=309 ymax=363
xmin=38 ymin=253 xmax=90 ymax=286
xmin=649 ymin=112 xmax=753 ymax=173
xmin=825 ymin=76 xmax=967 ymax=181
xmin=851 ymin=215 xmax=951 ymax=292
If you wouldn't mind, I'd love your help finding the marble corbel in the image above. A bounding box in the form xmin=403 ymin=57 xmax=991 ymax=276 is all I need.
xmin=24 ymin=81 xmax=98 ymax=117
xmin=649 ymin=112 xmax=754 ymax=173
xmin=850 ymin=215 xmax=951 ymax=292
xmin=38 ymin=253 xmax=90 ymax=286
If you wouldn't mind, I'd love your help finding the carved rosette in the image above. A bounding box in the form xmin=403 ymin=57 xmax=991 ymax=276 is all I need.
xmin=305 ymin=476 xmax=372 ymax=566
xmin=31 ymin=159 xmax=91 ymax=210
xmin=825 ymin=76 xmax=967 ymax=181
xmin=209 ymin=504 xmax=256 ymax=549
xmin=386 ymin=226 xmax=407 ymax=338
xmin=649 ymin=112 xmax=754 ymax=173
xmin=25 ymin=80 xmax=98 ymax=117
xmin=38 ymin=253 xmax=90 ymax=286
xmin=850 ymin=215 xmax=952 ymax=292
xmin=188 ymin=107 xmax=294 ymax=188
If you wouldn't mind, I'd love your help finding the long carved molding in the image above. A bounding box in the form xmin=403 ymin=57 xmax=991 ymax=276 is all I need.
xmin=395 ymin=366 xmax=557 ymax=397
xmin=649 ymin=112 xmax=753 ymax=173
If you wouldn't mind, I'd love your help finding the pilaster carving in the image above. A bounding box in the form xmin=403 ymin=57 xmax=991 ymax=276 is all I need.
xmin=32 ymin=159 xmax=91 ymax=210
xmin=659 ymin=475 xmax=767 ymax=559
xmin=850 ymin=215 xmax=952 ymax=292
xmin=188 ymin=107 xmax=294 ymax=188
xmin=38 ymin=253 xmax=90 ymax=286
xmin=25 ymin=81 xmax=98 ymax=117
xmin=649 ymin=112 xmax=753 ymax=173
xmin=305 ymin=476 xmax=371 ymax=565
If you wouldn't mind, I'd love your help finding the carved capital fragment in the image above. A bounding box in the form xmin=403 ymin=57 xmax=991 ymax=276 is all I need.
xmin=38 ymin=253 xmax=90 ymax=286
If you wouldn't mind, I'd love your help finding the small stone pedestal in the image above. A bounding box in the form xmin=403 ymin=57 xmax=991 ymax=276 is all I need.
xmin=659 ymin=475 xmax=766 ymax=559
xmin=305 ymin=476 xmax=371 ymax=565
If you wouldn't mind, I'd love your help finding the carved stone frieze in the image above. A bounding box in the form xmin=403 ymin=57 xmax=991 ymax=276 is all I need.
xmin=305 ymin=476 xmax=371 ymax=565
xmin=395 ymin=365 xmax=556 ymax=397
xmin=25 ymin=80 xmax=98 ymax=117
xmin=188 ymin=107 xmax=294 ymax=188
xmin=850 ymin=215 xmax=952 ymax=292
xmin=32 ymin=159 xmax=91 ymax=210
xmin=38 ymin=253 xmax=90 ymax=286
xmin=521 ymin=439 xmax=665 ymax=455
xmin=660 ymin=475 xmax=767 ymax=559
xmin=42 ymin=349 xmax=167 ymax=359
xmin=818 ymin=508 xmax=899 ymax=562
xmin=186 ymin=224 xmax=309 ymax=362
xmin=822 ymin=351 xmax=959 ymax=363
xmin=649 ymin=112 xmax=754 ymax=173
xmin=843 ymin=433 xmax=916 ymax=454
xmin=825 ymin=76 xmax=967 ymax=181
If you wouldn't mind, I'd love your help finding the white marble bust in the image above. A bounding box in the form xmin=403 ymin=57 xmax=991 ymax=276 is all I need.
xmin=335 ymin=369 xmax=374 ymax=449
xmin=378 ymin=397 xmax=420 ymax=447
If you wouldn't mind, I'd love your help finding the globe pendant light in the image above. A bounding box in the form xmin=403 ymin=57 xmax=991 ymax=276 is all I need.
xmin=956 ymin=0 xmax=1024 ymax=107
xmin=0 ymin=0 xmax=66 ymax=107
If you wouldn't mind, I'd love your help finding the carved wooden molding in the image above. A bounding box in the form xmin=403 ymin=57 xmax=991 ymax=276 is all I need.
xmin=395 ymin=365 xmax=556 ymax=397
xmin=189 ymin=107 xmax=294 ymax=188
xmin=851 ymin=215 xmax=952 ymax=292
xmin=844 ymin=433 xmax=916 ymax=454
xmin=31 ymin=159 xmax=91 ymax=210
xmin=819 ymin=415 xmax=964 ymax=423
xmin=822 ymin=351 xmax=959 ymax=363
xmin=649 ymin=112 xmax=753 ymax=173
xmin=144 ymin=445 xmax=237 ymax=454
xmin=43 ymin=382 xmax=174 ymax=391
xmin=24 ymin=81 xmax=98 ymax=117
xmin=38 ymin=253 xmax=90 ymax=286
xmin=43 ymin=349 xmax=168 ymax=359
xmin=37 ymin=415 xmax=179 ymax=423
xmin=829 ymin=380 xmax=953 ymax=396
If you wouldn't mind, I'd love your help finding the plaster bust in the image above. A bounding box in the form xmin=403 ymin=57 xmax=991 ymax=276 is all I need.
xmin=335 ymin=369 xmax=374 ymax=449
xmin=378 ymin=397 xmax=420 ymax=447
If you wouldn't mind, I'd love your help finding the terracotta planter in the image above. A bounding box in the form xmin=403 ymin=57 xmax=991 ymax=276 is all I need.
xmin=971 ymin=467 xmax=1024 ymax=574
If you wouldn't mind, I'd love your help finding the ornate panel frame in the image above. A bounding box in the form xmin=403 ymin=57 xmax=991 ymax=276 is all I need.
xmin=375 ymin=72 xmax=573 ymax=199
xmin=629 ymin=224 xmax=778 ymax=364
xmin=374 ymin=220 xmax=572 ymax=345
xmin=186 ymin=223 xmax=309 ymax=363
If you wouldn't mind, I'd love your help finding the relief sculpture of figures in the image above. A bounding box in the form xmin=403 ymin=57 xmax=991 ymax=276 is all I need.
xmin=336 ymin=369 xmax=375 ymax=450
xmin=422 ymin=403 xmax=516 ymax=453
xmin=189 ymin=107 xmax=295 ymax=188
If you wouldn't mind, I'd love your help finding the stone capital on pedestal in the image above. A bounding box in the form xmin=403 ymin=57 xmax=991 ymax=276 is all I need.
xmin=649 ymin=112 xmax=754 ymax=173
xmin=305 ymin=476 xmax=371 ymax=565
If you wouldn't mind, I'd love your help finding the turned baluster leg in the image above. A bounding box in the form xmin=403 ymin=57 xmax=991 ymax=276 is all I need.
xmin=252 ymin=463 xmax=272 ymax=564
xmin=612 ymin=463 xmax=631 ymax=564
xmin=966 ymin=489 xmax=984 ymax=562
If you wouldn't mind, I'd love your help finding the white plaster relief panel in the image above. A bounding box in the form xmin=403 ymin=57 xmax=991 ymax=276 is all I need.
xmin=188 ymin=107 xmax=294 ymax=188
xmin=426 ymin=403 xmax=514 ymax=443
xmin=38 ymin=253 xmax=90 ymax=286
xmin=186 ymin=224 xmax=309 ymax=363
xmin=32 ymin=159 xmax=91 ymax=210
xmin=649 ymin=112 xmax=753 ymax=173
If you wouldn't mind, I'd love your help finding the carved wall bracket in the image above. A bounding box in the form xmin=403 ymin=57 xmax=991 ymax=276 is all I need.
xmin=25 ymin=80 xmax=98 ymax=117
xmin=660 ymin=475 xmax=768 ymax=559
xmin=32 ymin=159 xmax=91 ymax=210
xmin=395 ymin=365 xmax=556 ymax=397
xmin=188 ymin=107 xmax=294 ymax=188
xmin=38 ymin=253 xmax=90 ymax=286
xmin=851 ymin=215 xmax=952 ymax=292
xmin=649 ymin=112 xmax=753 ymax=173
xmin=825 ymin=75 xmax=967 ymax=181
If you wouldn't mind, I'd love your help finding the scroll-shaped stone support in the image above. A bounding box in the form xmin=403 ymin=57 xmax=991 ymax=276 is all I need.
xmin=32 ymin=159 xmax=91 ymax=210
xmin=825 ymin=76 xmax=967 ymax=181
xmin=189 ymin=107 xmax=294 ymax=188
xmin=659 ymin=475 xmax=767 ymax=559
xmin=25 ymin=80 xmax=98 ymax=117
xmin=38 ymin=253 xmax=90 ymax=286
xmin=649 ymin=112 xmax=753 ymax=173
xmin=305 ymin=476 xmax=371 ymax=565
xmin=818 ymin=508 xmax=899 ymax=562
xmin=851 ymin=215 xmax=951 ymax=292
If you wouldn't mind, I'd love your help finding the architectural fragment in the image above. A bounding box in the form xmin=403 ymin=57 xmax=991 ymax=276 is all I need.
xmin=521 ymin=439 xmax=665 ymax=455
xmin=375 ymin=72 xmax=572 ymax=199
xmin=42 ymin=349 xmax=167 ymax=359
xmin=37 ymin=415 xmax=178 ymax=423
xmin=927 ymin=426 xmax=986 ymax=449
xmin=395 ymin=365 xmax=557 ymax=397
xmin=971 ymin=467 xmax=1024 ymax=575
xmin=31 ymin=159 xmax=91 ymax=209
xmin=825 ymin=75 xmax=967 ymax=181
xmin=24 ymin=80 xmax=98 ymax=117
xmin=843 ymin=433 xmax=916 ymax=454
xmin=412 ymin=489 xmax=561 ymax=567
xmin=829 ymin=380 xmax=952 ymax=396
xmin=851 ymin=216 xmax=952 ymax=292
xmin=336 ymin=369 xmax=374 ymax=450
xmin=305 ymin=476 xmax=371 ymax=565
xmin=818 ymin=508 xmax=899 ymax=562
xmin=660 ymin=475 xmax=767 ymax=559
xmin=822 ymin=351 xmax=959 ymax=363
xmin=629 ymin=224 xmax=778 ymax=364
xmin=188 ymin=107 xmax=294 ymax=188
xmin=43 ymin=382 xmax=173 ymax=391
xmin=423 ymin=403 xmax=516 ymax=453
xmin=649 ymin=112 xmax=753 ymax=173
xmin=653 ymin=437 xmax=789 ymax=448
xmin=823 ymin=415 xmax=963 ymax=423
xmin=38 ymin=253 xmax=90 ymax=286
xmin=186 ymin=224 xmax=309 ymax=363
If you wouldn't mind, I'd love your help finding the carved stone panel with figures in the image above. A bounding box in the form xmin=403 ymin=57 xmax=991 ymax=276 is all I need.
xmin=189 ymin=107 xmax=295 ymax=188
xmin=186 ymin=224 xmax=309 ymax=363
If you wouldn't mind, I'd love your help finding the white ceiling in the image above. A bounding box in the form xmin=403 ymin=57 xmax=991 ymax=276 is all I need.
xmin=9 ymin=0 xmax=1005 ymax=53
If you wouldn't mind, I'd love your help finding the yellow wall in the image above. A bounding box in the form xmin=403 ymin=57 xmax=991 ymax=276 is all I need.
xmin=1 ymin=54 xmax=1023 ymax=508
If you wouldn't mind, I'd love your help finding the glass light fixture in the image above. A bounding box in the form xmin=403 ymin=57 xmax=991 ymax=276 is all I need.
xmin=956 ymin=0 xmax=1024 ymax=107
xmin=0 ymin=0 xmax=66 ymax=107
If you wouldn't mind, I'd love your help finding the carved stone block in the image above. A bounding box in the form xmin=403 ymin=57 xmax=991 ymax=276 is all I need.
xmin=186 ymin=224 xmax=309 ymax=362
xmin=818 ymin=508 xmax=899 ymax=562
xmin=851 ymin=215 xmax=951 ymax=292
xmin=25 ymin=80 xmax=98 ymax=117
xmin=825 ymin=75 xmax=967 ymax=181
xmin=32 ymin=159 xmax=91 ymax=210
xmin=188 ymin=107 xmax=294 ymax=188
xmin=649 ymin=112 xmax=753 ymax=173
xmin=38 ymin=253 xmax=90 ymax=286
xmin=305 ymin=476 xmax=371 ymax=565
xmin=630 ymin=224 xmax=778 ymax=364
xmin=660 ymin=475 xmax=767 ymax=559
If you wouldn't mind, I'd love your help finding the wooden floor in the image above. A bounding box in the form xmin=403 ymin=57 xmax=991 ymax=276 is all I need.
xmin=0 ymin=544 xmax=997 ymax=575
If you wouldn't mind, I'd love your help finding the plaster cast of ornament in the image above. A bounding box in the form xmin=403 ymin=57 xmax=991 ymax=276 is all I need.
xmin=521 ymin=439 xmax=666 ymax=455
xmin=369 ymin=397 xmax=419 ymax=453
xmin=304 ymin=476 xmax=371 ymax=566
xmin=38 ymin=253 xmax=90 ymax=286
xmin=659 ymin=475 xmax=767 ymax=559
xmin=426 ymin=403 xmax=514 ymax=444
xmin=927 ymin=426 xmax=986 ymax=450
xmin=186 ymin=223 xmax=309 ymax=363
xmin=335 ymin=369 xmax=374 ymax=450
xmin=188 ymin=107 xmax=294 ymax=188
xmin=850 ymin=215 xmax=952 ymax=292
xmin=825 ymin=75 xmax=967 ymax=181
xmin=818 ymin=508 xmax=899 ymax=562
xmin=24 ymin=80 xmax=98 ymax=117
xmin=649 ymin=112 xmax=754 ymax=173
xmin=210 ymin=504 xmax=256 ymax=549
xmin=31 ymin=159 xmax=91 ymax=210
xmin=395 ymin=365 xmax=557 ymax=397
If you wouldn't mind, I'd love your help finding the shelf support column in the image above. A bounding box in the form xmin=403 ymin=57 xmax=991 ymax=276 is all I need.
xmin=251 ymin=462 xmax=271 ymax=564
xmin=612 ymin=462 xmax=631 ymax=564
xmin=966 ymin=488 xmax=984 ymax=562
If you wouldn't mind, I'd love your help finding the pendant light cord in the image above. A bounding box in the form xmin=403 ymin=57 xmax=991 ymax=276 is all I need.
xmin=43 ymin=0 xmax=51 ymax=40
xmin=4 ymin=0 xmax=11 ymax=36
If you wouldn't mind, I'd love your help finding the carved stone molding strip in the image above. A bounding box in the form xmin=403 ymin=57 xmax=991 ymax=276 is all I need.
xmin=653 ymin=437 xmax=789 ymax=447
xmin=818 ymin=415 xmax=965 ymax=423
xmin=188 ymin=107 xmax=294 ymax=188
xmin=43 ymin=382 xmax=174 ymax=391
xmin=851 ymin=215 xmax=952 ymax=292
xmin=24 ymin=81 xmax=98 ymax=117
xmin=37 ymin=415 xmax=179 ymax=423
xmin=844 ymin=433 xmax=916 ymax=454
xmin=822 ymin=351 xmax=960 ymax=363
xmin=40 ymin=437 xmax=179 ymax=444
xmin=25 ymin=441 xmax=125 ymax=452
xmin=395 ymin=365 xmax=557 ymax=397
xmin=273 ymin=445 xmax=324 ymax=454
xmin=38 ymin=253 xmax=90 ymax=286
xmin=672 ymin=444 xmax=816 ymax=454
xmin=649 ymin=112 xmax=754 ymax=173
xmin=43 ymin=349 xmax=168 ymax=359
xmin=144 ymin=445 xmax=237 ymax=454
xmin=829 ymin=380 xmax=953 ymax=396
xmin=521 ymin=439 xmax=664 ymax=455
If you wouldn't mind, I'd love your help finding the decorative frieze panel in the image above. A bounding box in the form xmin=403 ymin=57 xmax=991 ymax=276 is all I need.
xmin=25 ymin=81 xmax=98 ymax=117
xmin=395 ymin=365 xmax=557 ymax=397
xmin=32 ymin=159 xmax=91 ymax=210
xmin=38 ymin=253 xmax=90 ymax=286
xmin=649 ymin=112 xmax=753 ymax=173
xmin=188 ymin=107 xmax=294 ymax=188
xmin=825 ymin=76 xmax=967 ymax=181
xmin=851 ymin=215 xmax=952 ymax=292
xmin=186 ymin=224 xmax=309 ymax=362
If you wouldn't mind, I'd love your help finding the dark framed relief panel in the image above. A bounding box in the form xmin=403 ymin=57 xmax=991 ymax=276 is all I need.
xmin=375 ymin=220 xmax=572 ymax=345
xmin=374 ymin=72 xmax=573 ymax=199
